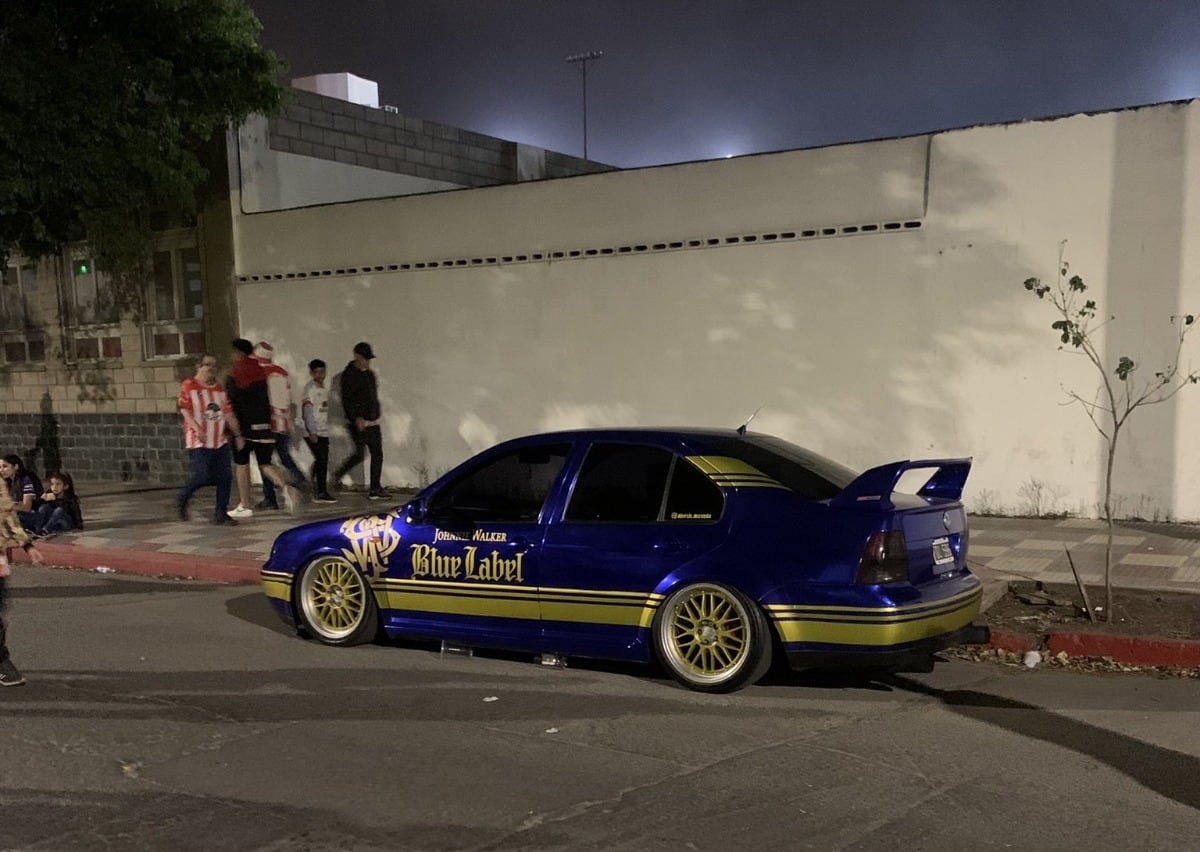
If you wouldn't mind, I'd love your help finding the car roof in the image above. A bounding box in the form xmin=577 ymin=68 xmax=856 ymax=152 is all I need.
xmin=496 ymin=427 xmax=754 ymax=452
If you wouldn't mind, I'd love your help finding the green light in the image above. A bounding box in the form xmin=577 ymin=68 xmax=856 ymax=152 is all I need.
xmin=75 ymin=261 xmax=90 ymax=276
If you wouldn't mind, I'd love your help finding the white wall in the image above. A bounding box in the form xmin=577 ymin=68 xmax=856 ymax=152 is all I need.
xmin=232 ymin=101 xmax=1200 ymax=520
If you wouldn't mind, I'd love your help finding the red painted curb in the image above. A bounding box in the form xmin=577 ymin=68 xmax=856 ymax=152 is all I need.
xmin=1046 ymin=631 xmax=1200 ymax=669
xmin=986 ymin=629 xmax=1040 ymax=654
xmin=10 ymin=542 xmax=261 ymax=585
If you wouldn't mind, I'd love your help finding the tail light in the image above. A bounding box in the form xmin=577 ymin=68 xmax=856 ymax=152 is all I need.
xmin=856 ymin=530 xmax=909 ymax=584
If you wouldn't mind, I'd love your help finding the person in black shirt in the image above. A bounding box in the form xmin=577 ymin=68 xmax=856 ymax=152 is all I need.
xmin=225 ymin=339 xmax=299 ymax=515
xmin=332 ymin=341 xmax=386 ymax=499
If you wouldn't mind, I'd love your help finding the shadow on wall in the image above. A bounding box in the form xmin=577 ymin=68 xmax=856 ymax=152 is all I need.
xmin=120 ymin=454 xmax=151 ymax=482
xmin=64 ymin=359 xmax=116 ymax=404
xmin=27 ymin=392 xmax=61 ymax=477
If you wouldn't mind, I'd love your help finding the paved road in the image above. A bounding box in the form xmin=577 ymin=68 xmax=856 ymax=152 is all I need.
xmin=1 ymin=565 xmax=1197 ymax=851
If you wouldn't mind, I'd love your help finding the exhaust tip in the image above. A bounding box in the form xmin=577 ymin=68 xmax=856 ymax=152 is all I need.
xmin=961 ymin=624 xmax=991 ymax=646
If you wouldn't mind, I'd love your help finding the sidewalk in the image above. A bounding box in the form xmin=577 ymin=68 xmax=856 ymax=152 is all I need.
xmin=11 ymin=481 xmax=402 ymax=583
xmin=967 ymin=515 xmax=1200 ymax=609
xmin=10 ymin=483 xmax=1200 ymax=664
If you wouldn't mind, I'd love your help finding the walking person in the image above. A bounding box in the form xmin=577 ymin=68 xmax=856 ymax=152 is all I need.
xmin=226 ymin=339 xmax=299 ymax=516
xmin=331 ymin=341 xmax=387 ymax=499
xmin=301 ymin=358 xmax=336 ymax=503
xmin=0 ymin=498 xmax=43 ymax=686
xmin=176 ymin=353 xmax=239 ymax=525
xmin=254 ymin=341 xmax=307 ymax=510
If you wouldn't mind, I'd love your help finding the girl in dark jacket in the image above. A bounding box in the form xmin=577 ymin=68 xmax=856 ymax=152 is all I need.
xmin=27 ymin=471 xmax=84 ymax=536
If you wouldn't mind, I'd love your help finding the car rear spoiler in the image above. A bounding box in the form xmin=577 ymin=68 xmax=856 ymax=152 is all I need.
xmin=828 ymin=458 xmax=972 ymax=510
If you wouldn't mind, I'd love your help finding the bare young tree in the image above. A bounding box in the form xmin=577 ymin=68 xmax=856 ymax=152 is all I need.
xmin=1023 ymin=242 xmax=1199 ymax=619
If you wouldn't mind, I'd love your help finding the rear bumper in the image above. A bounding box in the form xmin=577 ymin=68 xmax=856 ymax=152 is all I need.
xmin=784 ymin=622 xmax=991 ymax=671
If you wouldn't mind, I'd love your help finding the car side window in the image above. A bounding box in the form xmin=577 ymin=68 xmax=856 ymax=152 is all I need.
xmin=565 ymin=443 xmax=672 ymax=522
xmin=664 ymin=458 xmax=724 ymax=522
xmin=429 ymin=443 xmax=570 ymax=523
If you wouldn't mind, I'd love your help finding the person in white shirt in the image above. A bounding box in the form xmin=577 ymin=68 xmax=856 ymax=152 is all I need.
xmin=254 ymin=341 xmax=307 ymax=510
xmin=301 ymin=358 xmax=336 ymax=503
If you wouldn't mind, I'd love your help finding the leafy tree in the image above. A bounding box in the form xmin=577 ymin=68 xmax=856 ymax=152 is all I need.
xmin=1024 ymin=243 xmax=1199 ymax=619
xmin=0 ymin=0 xmax=285 ymax=279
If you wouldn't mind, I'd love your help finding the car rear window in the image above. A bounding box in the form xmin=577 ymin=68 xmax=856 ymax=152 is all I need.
xmin=706 ymin=435 xmax=859 ymax=501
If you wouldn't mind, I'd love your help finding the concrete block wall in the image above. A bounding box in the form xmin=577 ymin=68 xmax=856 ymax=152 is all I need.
xmin=268 ymin=89 xmax=611 ymax=187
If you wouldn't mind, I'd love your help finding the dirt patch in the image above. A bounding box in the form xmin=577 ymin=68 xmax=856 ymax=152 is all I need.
xmin=948 ymin=581 xmax=1200 ymax=677
xmin=985 ymin=582 xmax=1200 ymax=641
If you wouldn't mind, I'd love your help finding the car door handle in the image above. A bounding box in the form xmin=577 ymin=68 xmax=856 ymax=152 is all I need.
xmin=653 ymin=540 xmax=689 ymax=554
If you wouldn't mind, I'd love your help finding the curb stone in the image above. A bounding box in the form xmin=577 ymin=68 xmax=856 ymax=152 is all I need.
xmin=13 ymin=542 xmax=260 ymax=585
xmin=1045 ymin=631 xmax=1200 ymax=668
xmin=983 ymin=627 xmax=1200 ymax=669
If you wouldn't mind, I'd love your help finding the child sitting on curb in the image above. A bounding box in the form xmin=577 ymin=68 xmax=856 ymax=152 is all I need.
xmin=26 ymin=471 xmax=84 ymax=537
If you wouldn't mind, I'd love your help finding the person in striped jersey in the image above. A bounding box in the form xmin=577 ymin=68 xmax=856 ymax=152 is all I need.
xmin=177 ymin=353 xmax=240 ymax=525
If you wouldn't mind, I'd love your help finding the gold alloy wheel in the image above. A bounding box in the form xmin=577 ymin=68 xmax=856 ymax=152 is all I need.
xmin=658 ymin=583 xmax=753 ymax=686
xmin=298 ymin=556 xmax=371 ymax=643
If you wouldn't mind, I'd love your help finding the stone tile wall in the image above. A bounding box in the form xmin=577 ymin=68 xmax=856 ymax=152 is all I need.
xmin=1 ymin=412 xmax=186 ymax=484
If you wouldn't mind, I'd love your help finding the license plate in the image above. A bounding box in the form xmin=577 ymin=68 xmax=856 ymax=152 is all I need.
xmin=932 ymin=537 xmax=954 ymax=568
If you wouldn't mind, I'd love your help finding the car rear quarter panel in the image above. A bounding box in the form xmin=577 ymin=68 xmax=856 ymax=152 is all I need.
xmin=713 ymin=491 xmax=983 ymax=659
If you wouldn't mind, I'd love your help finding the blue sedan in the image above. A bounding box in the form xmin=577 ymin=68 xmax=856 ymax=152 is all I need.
xmin=261 ymin=428 xmax=988 ymax=692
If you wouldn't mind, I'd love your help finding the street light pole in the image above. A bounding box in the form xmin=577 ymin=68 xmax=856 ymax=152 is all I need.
xmin=564 ymin=50 xmax=603 ymax=160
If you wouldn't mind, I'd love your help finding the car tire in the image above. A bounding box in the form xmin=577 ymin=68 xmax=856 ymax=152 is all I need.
xmin=654 ymin=581 xmax=772 ymax=692
xmin=295 ymin=555 xmax=379 ymax=646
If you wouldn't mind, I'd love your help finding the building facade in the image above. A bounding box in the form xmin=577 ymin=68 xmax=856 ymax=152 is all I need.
xmin=0 ymin=82 xmax=608 ymax=482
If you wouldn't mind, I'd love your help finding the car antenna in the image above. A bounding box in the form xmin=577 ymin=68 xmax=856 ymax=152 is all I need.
xmin=736 ymin=405 xmax=763 ymax=435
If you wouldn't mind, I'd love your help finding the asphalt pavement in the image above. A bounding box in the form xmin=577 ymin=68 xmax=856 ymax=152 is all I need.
xmin=5 ymin=564 xmax=1199 ymax=850
xmin=11 ymin=479 xmax=1200 ymax=663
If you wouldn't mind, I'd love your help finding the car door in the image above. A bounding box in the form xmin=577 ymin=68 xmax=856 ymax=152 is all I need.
xmin=538 ymin=441 xmax=729 ymax=659
xmin=384 ymin=441 xmax=571 ymax=649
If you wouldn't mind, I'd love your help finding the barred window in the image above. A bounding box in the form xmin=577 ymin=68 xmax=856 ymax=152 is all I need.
xmin=1 ymin=262 xmax=46 ymax=365
xmin=143 ymin=246 xmax=205 ymax=358
xmin=1 ymin=262 xmax=39 ymax=330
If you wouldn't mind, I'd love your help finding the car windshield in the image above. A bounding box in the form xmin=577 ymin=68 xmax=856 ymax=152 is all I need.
xmin=706 ymin=435 xmax=859 ymax=501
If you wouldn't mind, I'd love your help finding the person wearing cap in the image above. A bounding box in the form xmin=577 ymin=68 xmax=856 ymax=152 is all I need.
xmin=331 ymin=341 xmax=386 ymax=499
xmin=225 ymin=338 xmax=300 ymax=516
xmin=253 ymin=341 xmax=307 ymax=510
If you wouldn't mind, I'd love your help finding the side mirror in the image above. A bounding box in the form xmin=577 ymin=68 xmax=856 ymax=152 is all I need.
xmin=404 ymin=499 xmax=427 ymax=524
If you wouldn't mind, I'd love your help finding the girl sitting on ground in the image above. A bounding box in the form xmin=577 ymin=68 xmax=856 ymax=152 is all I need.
xmin=27 ymin=471 xmax=83 ymax=536
xmin=1 ymin=455 xmax=40 ymax=512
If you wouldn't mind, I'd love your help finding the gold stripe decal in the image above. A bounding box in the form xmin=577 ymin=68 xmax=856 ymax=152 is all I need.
xmin=261 ymin=577 xmax=292 ymax=602
xmin=768 ymin=587 xmax=983 ymax=647
xmin=686 ymin=456 xmax=789 ymax=490
xmin=368 ymin=578 xmax=664 ymax=628
xmin=766 ymin=585 xmax=981 ymax=616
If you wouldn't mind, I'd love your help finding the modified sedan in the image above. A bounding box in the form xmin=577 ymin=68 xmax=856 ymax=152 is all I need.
xmin=261 ymin=429 xmax=988 ymax=692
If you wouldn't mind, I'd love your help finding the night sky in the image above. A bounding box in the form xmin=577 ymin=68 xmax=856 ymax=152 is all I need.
xmin=244 ymin=0 xmax=1200 ymax=168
